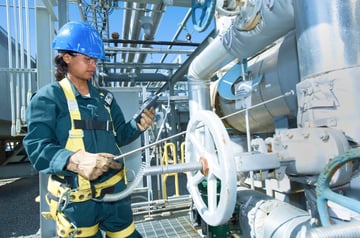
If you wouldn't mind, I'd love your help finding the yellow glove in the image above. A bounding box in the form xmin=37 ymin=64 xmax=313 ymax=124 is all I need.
xmin=66 ymin=149 xmax=122 ymax=180
xmin=137 ymin=107 xmax=155 ymax=131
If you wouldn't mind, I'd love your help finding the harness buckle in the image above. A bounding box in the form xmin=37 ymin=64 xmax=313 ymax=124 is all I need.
xmin=68 ymin=129 xmax=83 ymax=138
xmin=69 ymin=222 xmax=79 ymax=238
xmin=106 ymin=120 xmax=111 ymax=131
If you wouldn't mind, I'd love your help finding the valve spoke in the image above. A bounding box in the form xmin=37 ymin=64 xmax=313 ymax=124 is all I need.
xmin=191 ymin=170 xmax=205 ymax=185
xmin=207 ymin=176 xmax=218 ymax=213
xmin=187 ymin=133 xmax=206 ymax=156
xmin=207 ymin=152 xmax=222 ymax=178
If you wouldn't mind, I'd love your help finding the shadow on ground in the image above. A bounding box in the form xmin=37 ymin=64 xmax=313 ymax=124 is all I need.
xmin=0 ymin=175 xmax=40 ymax=238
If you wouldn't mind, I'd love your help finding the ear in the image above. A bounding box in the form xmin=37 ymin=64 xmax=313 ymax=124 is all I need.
xmin=62 ymin=53 xmax=72 ymax=64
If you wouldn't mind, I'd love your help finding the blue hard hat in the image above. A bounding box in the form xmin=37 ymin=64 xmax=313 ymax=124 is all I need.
xmin=52 ymin=21 xmax=106 ymax=60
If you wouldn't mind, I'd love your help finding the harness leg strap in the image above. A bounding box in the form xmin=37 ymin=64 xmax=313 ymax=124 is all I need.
xmin=105 ymin=221 xmax=136 ymax=238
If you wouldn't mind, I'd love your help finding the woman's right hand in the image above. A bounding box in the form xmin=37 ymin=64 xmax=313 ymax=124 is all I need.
xmin=66 ymin=149 xmax=122 ymax=180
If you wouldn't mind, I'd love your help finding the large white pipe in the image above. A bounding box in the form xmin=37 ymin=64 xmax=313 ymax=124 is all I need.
xmin=187 ymin=37 xmax=233 ymax=116
xmin=223 ymin=0 xmax=295 ymax=59
xmin=187 ymin=0 xmax=295 ymax=116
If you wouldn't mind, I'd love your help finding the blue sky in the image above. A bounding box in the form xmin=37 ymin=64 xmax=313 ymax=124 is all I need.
xmin=64 ymin=4 xmax=214 ymax=44
xmin=1 ymin=1 xmax=214 ymax=64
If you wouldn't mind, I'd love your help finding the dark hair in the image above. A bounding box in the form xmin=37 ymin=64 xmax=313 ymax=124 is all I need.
xmin=54 ymin=54 xmax=68 ymax=81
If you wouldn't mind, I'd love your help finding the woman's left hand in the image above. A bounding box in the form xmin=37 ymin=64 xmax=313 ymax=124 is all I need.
xmin=137 ymin=107 xmax=155 ymax=131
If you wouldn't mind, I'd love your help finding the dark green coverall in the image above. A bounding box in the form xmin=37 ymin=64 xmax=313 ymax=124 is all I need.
xmin=23 ymin=79 xmax=143 ymax=237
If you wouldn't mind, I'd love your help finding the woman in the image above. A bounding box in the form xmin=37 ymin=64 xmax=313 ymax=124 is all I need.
xmin=23 ymin=21 xmax=154 ymax=237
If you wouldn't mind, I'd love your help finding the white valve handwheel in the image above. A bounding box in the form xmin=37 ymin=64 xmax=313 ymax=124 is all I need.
xmin=185 ymin=110 xmax=237 ymax=226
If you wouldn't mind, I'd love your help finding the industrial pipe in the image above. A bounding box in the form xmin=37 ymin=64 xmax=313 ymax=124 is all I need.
xmin=96 ymin=161 xmax=202 ymax=202
xmin=223 ymin=0 xmax=294 ymax=59
xmin=187 ymin=0 xmax=295 ymax=117
xmin=306 ymin=221 xmax=360 ymax=238
xmin=236 ymin=188 xmax=311 ymax=238
xmin=6 ymin=0 xmax=16 ymax=136
xmin=143 ymin=162 xmax=203 ymax=176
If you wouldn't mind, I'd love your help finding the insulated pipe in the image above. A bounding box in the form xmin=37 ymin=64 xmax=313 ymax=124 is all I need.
xmin=187 ymin=0 xmax=295 ymax=116
xmin=236 ymin=189 xmax=310 ymax=238
xmin=188 ymin=37 xmax=234 ymax=116
xmin=222 ymin=0 xmax=295 ymax=60
xmin=306 ymin=221 xmax=360 ymax=238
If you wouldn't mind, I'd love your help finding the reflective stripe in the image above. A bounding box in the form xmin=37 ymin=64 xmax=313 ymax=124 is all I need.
xmin=57 ymin=212 xmax=99 ymax=237
xmin=106 ymin=221 xmax=136 ymax=238
xmin=59 ymin=77 xmax=91 ymax=190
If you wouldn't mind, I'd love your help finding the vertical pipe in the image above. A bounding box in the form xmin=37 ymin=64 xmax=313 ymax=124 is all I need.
xmin=141 ymin=86 xmax=154 ymax=214
xmin=12 ymin=0 xmax=20 ymax=135
xmin=58 ymin=0 xmax=69 ymax=28
xmin=25 ymin=0 xmax=32 ymax=107
xmin=245 ymin=109 xmax=255 ymax=189
xmin=6 ymin=0 xmax=16 ymax=136
xmin=18 ymin=0 xmax=26 ymax=124
xmin=187 ymin=36 xmax=233 ymax=116
xmin=243 ymin=55 xmax=254 ymax=188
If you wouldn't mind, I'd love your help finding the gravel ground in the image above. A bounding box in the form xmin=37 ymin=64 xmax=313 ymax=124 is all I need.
xmin=0 ymin=175 xmax=40 ymax=238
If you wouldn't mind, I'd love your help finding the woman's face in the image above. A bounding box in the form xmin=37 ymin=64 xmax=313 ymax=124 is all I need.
xmin=63 ymin=52 xmax=97 ymax=81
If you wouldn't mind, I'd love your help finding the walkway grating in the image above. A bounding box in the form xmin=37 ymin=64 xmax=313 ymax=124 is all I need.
xmin=136 ymin=215 xmax=202 ymax=238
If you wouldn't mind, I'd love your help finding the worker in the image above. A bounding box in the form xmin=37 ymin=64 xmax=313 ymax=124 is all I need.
xmin=23 ymin=21 xmax=155 ymax=238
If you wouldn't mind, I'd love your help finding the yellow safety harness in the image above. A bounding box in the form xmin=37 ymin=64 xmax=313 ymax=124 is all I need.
xmin=42 ymin=77 xmax=135 ymax=237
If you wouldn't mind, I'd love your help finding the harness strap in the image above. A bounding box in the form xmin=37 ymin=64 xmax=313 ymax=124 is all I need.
xmin=74 ymin=119 xmax=113 ymax=131
xmin=59 ymin=77 xmax=91 ymax=190
xmin=106 ymin=221 xmax=136 ymax=238
xmin=47 ymin=170 xmax=124 ymax=202
xmin=43 ymin=194 xmax=99 ymax=237
xmin=57 ymin=212 xmax=99 ymax=237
